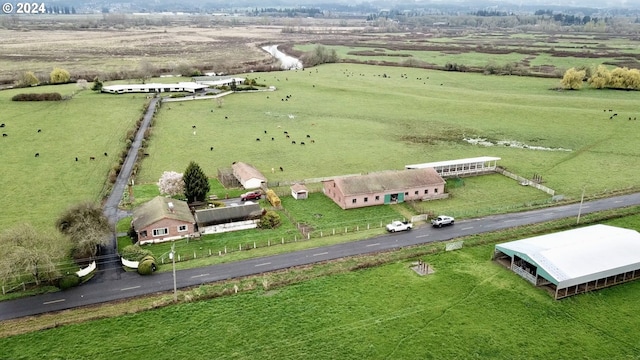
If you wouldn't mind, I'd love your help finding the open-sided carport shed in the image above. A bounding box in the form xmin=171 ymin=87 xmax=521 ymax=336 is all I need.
xmin=493 ymin=225 xmax=640 ymax=299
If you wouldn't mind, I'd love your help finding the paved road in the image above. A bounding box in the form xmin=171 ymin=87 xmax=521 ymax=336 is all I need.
xmin=1 ymin=192 xmax=639 ymax=321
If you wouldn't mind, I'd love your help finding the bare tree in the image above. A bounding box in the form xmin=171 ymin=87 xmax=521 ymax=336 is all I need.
xmin=0 ymin=224 xmax=70 ymax=286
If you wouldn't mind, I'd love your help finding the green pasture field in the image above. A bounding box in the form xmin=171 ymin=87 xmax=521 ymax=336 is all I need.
xmin=0 ymin=85 xmax=146 ymax=230
xmin=3 ymin=215 xmax=640 ymax=358
xmin=138 ymin=63 xmax=640 ymax=202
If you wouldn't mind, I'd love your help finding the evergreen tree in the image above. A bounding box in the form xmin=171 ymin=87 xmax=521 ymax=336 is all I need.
xmin=183 ymin=161 xmax=210 ymax=203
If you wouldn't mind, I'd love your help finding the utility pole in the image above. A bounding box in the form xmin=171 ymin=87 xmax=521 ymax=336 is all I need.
xmin=577 ymin=186 xmax=586 ymax=224
xmin=170 ymin=242 xmax=177 ymax=302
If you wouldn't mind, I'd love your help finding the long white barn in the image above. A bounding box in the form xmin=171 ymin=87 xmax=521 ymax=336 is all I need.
xmin=493 ymin=225 xmax=640 ymax=299
xmin=102 ymin=82 xmax=208 ymax=94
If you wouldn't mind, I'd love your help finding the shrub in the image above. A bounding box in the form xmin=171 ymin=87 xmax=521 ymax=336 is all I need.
xmin=138 ymin=259 xmax=157 ymax=275
xmin=258 ymin=210 xmax=281 ymax=229
xmin=11 ymin=93 xmax=63 ymax=101
xmin=59 ymin=274 xmax=81 ymax=290
xmin=121 ymin=245 xmax=154 ymax=261
xmin=266 ymin=189 xmax=281 ymax=207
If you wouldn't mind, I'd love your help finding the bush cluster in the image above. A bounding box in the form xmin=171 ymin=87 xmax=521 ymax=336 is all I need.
xmin=138 ymin=258 xmax=157 ymax=275
xmin=11 ymin=93 xmax=63 ymax=101
xmin=58 ymin=274 xmax=81 ymax=290
xmin=258 ymin=210 xmax=281 ymax=229
xmin=121 ymin=245 xmax=154 ymax=261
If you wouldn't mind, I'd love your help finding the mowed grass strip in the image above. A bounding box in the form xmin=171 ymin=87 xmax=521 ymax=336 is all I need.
xmin=3 ymin=216 xmax=640 ymax=359
xmin=138 ymin=63 xmax=640 ymax=201
xmin=0 ymin=86 xmax=145 ymax=230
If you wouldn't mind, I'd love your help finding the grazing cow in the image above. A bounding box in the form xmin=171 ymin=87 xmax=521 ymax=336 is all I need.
xmin=35 ymin=153 xmax=39 ymax=157
xmin=225 ymin=116 xmax=228 ymax=119
xmin=279 ymin=167 xmax=284 ymax=172
xmin=75 ymin=157 xmax=78 ymax=161
xmin=256 ymin=138 xmax=260 ymax=141
xmin=286 ymin=135 xmax=290 ymax=138
xmin=192 ymin=125 xmax=196 ymax=129
xmin=306 ymin=134 xmax=311 ymax=138
xmin=2 ymin=133 xmax=7 ymax=137
xmin=614 ymin=113 xmax=618 ymax=116
xmin=210 ymin=146 xmax=214 ymax=151
xmin=281 ymin=99 xmax=284 ymax=101
xmin=104 ymin=152 xmax=108 ymax=157
xmin=264 ymin=130 xmax=267 ymax=134
xmin=284 ymin=131 xmax=288 ymax=134
xmin=300 ymin=142 xmax=305 ymax=145
xmin=310 ymin=139 xmax=315 ymax=143
xmin=291 ymin=141 xmax=296 ymax=144
xmin=37 ymin=129 xmax=41 ymax=133
xmin=0 ymin=123 xmax=4 ymax=127
xmin=90 ymin=156 xmax=95 ymax=160
xmin=271 ymin=137 xmax=274 ymax=141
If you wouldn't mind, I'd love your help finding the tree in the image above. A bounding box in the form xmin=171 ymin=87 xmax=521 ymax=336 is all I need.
xmin=301 ymin=45 xmax=339 ymax=67
xmin=56 ymin=202 xmax=112 ymax=261
xmin=588 ymin=65 xmax=610 ymax=89
xmin=0 ymin=224 xmax=70 ymax=286
xmin=183 ymin=161 xmax=210 ymax=203
xmin=560 ymin=68 xmax=585 ymax=90
xmin=137 ymin=60 xmax=156 ymax=84
xmin=91 ymin=77 xmax=103 ymax=91
xmin=157 ymin=171 xmax=184 ymax=197
xmin=18 ymin=71 xmax=39 ymax=87
xmin=50 ymin=68 xmax=71 ymax=84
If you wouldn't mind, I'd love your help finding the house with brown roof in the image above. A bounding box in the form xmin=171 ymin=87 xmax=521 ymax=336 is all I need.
xmin=232 ymin=162 xmax=267 ymax=189
xmin=322 ymin=168 xmax=446 ymax=210
xmin=132 ymin=196 xmax=196 ymax=245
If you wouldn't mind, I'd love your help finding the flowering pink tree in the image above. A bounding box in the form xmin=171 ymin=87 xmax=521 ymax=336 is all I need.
xmin=157 ymin=171 xmax=184 ymax=197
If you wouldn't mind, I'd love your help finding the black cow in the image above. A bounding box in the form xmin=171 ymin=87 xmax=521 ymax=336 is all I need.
xmin=2 ymin=133 xmax=7 ymax=137
xmin=279 ymin=167 xmax=283 ymax=172
xmin=75 ymin=157 xmax=78 ymax=161
xmin=300 ymin=142 xmax=305 ymax=145
xmin=210 ymin=146 xmax=214 ymax=151
xmin=271 ymin=137 xmax=274 ymax=141
xmin=306 ymin=134 xmax=311 ymax=138
xmin=264 ymin=130 xmax=267 ymax=134
xmin=35 ymin=153 xmax=39 ymax=157
xmin=192 ymin=125 xmax=196 ymax=129
xmin=0 ymin=123 xmax=4 ymax=127
xmin=291 ymin=141 xmax=296 ymax=144
xmin=104 ymin=152 xmax=108 ymax=156
xmin=37 ymin=129 xmax=41 ymax=133
xmin=90 ymin=156 xmax=95 ymax=160
xmin=310 ymin=139 xmax=315 ymax=143
xmin=256 ymin=138 xmax=261 ymax=141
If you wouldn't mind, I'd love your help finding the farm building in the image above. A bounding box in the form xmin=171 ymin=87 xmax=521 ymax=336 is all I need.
xmin=493 ymin=225 xmax=640 ymax=299
xmin=323 ymin=168 xmax=446 ymax=210
xmin=132 ymin=196 xmax=197 ymax=245
xmin=194 ymin=202 xmax=263 ymax=234
xmin=232 ymin=162 xmax=267 ymax=189
xmin=291 ymin=183 xmax=308 ymax=199
xmin=405 ymin=156 xmax=500 ymax=178
xmin=192 ymin=76 xmax=245 ymax=87
xmin=101 ymin=82 xmax=208 ymax=94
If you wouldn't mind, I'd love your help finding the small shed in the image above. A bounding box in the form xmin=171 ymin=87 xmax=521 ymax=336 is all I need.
xmin=291 ymin=183 xmax=309 ymax=200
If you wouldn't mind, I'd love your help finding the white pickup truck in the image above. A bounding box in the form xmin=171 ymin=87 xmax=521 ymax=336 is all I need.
xmin=386 ymin=220 xmax=413 ymax=232
xmin=431 ymin=215 xmax=455 ymax=228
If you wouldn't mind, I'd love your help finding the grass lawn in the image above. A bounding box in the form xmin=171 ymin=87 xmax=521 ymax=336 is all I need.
xmin=137 ymin=62 xmax=640 ymax=203
xmin=0 ymin=85 xmax=145 ymax=230
xmin=3 ymin=214 xmax=640 ymax=358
